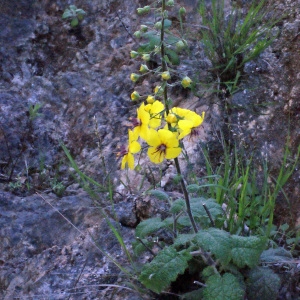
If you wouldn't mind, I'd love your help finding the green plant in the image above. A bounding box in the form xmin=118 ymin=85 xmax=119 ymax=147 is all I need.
xmin=198 ymin=0 xmax=280 ymax=94
xmin=116 ymin=1 xmax=299 ymax=298
xmin=62 ymin=5 xmax=86 ymax=27
xmin=28 ymin=103 xmax=43 ymax=121
xmin=50 ymin=179 xmax=66 ymax=197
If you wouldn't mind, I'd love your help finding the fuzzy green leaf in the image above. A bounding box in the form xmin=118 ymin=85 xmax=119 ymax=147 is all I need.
xmin=132 ymin=238 xmax=154 ymax=256
xmin=165 ymin=48 xmax=180 ymax=65
xmin=139 ymin=246 xmax=192 ymax=293
xmin=246 ymin=267 xmax=280 ymax=300
xmin=231 ymin=235 xmax=267 ymax=268
xmin=70 ymin=18 xmax=79 ymax=27
xmin=62 ymin=10 xmax=73 ymax=19
xmin=195 ymin=228 xmax=232 ymax=265
xmin=190 ymin=198 xmax=223 ymax=226
xmin=173 ymin=233 xmax=195 ymax=247
xmin=170 ymin=198 xmax=186 ymax=214
xmin=204 ymin=273 xmax=245 ymax=300
xmin=147 ymin=189 xmax=169 ymax=201
xmin=260 ymin=247 xmax=293 ymax=263
xmin=135 ymin=217 xmax=166 ymax=238
xmin=182 ymin=289 xmax=204 ymax=300
xmin=187 ymin=184 xmax=200 ymax=193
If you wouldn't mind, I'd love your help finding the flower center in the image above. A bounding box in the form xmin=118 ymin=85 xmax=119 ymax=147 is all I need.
xmin=156 ymin=143 xmax=166 ymax=153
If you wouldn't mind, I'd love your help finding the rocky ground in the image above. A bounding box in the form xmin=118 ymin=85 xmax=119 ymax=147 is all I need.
xmin=0 ymin=0 xmax=299 ymax=299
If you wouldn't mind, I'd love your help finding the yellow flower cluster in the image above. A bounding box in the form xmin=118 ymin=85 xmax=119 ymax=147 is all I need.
xmin=118 ymin=99 xmax=205 ymax=169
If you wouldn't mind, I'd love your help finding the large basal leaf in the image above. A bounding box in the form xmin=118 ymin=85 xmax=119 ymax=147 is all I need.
xmin=135 ymin=217 xmax=166 ymax=238
xmin=260 ymin=247 xmax=293 ymax=263
xmin=204 ymin=273 xmax=245 ymax=300
xmin=139 ymin=246 xmax=192 ymax=293
xmin=195 ymin=228 xmax=232 ymax=265
xmin=230 ymin=235 xmax=267 ymax=268
xmin=246 ymin=267 xmax=281 ymax=300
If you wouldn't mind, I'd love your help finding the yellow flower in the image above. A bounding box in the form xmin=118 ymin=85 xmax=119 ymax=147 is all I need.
xmin=130 ymin=73 xmax=140 ymax=82
xmin=146 ymin=95 xmax=156 ymax=104
xmin=161 ymin=71 xmax=171 ymax=80
xmin=145 ymin=100 xmax=165 ymax=129
xmin=181 ymin=76 xmax=192 ymax=88
xmin=178 ymin=111 xmax=205 ymax=139
xmin=146 ymin=129 xmax=182 ymax=164
xmin=118 ymin=130 xmax=141 ymax=170
xmin=131 ymin=91 xmax=140 ymax=101
xmin=132 ymin=103 xmax=150 ymax=140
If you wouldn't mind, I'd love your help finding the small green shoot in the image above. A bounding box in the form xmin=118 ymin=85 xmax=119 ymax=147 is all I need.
xmin=62 ymin=5 xmax=86 ymax=27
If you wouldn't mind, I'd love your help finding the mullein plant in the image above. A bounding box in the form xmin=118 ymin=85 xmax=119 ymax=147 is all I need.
xmin=117 ymin=0 xmax=205 ymax=233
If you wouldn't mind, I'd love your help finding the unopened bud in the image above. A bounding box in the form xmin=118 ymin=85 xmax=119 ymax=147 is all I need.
xmin=161 ymin=71 xmax=171 ymax=80
xmin=130 ymin=73 xmax=140 ymax=82
xmin=137 ymin=6 xmax=151 ymax=15
xmin=142 ymin=53 xmax=151 ymax=61
xmin=146 ymin=95 xmax=155 ymax=104
xmin=140 ymin=25 xmax=148 ymax=32
xmin=130 ymin=51 xmax=139 ymax=58
xmin=134 ymin=31 xmax=141 ymax=38
xmin=131 ymin=91 xmax=140 ymax=101
xmin=166 ymin=113 xmax=177 ymax=124
xmin=181 ymin=76 xmax=192 ymax=88
xmin=179 ymin=7 xmax=186 ymax=15
xmin=139 ymin=64 xmax=149 ymax=73
xmin=154 ymin=21 xmax=162 ymax=30
xmin=166 ymin=0 xmax=175 ymax=6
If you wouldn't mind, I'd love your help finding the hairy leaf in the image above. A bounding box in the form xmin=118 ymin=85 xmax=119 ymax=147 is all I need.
xmin=231 ymin=235 xmax=266 ymax=268
xmin=135 ymin=217 xmax=166 ymax=238
xmin=246 ymin=267 xmax=280 ymax=300
xmin=165 ymin=48 xmax=180 ymax=65
xmin=170 ymin=198 xmax=186 ymax=214
xmin=260 ymin=247 xmax=293 ymax=263
xmin=132 ymin=238 xmax=154 ymax=256
xmin=139 ymin=246 xmax=192 ymax=293
xmin=204 ymin=273 xmax=245 ymax=300
xmin=190 ymin=198 xmax=223 ymax=226
xmin=147 ymin=189 xmax=169 ymax=201
xmin=195 ymin=228 xmax=231 ymax=265
xmin=173 ymin=233 xmax=195 ymax=247
xmin=182 ymin=288 xmax=204 ymax=300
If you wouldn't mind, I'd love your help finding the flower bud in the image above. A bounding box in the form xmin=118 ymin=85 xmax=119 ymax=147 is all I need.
xmin=179 ymin=7 xmax=186 ymax=15
xmin=130 ymin=51 xmax=139 ymax=58
xmin=161 ymin=71 xmax=171 ymax=80
xmin=140 ymin=25 xmax=148 ymax=32
xmin=146 ymin=95 xmax=155 ymax=104
xmin=131 ymin=91 xmax=140 ymax=101
xmin=139 ymin=64 xmax=149 ymax=73
xmin=166 ymin=113 xmax=177 ymax=124
xmin=181 ymin=76 xmax=192 ymax=88
xmin=133 ymin=31 xmax=141 ymax=38
xmin=154 ymin=21 xmax=162 ymax=30
xmin=142 ymin=53 xmax=150 ymax=61
xmin=130 ymin=73 xmax=140 ymax=82
xmin=137 ymin=6 xmax=151 ymax=15
xmin=166 ymin=0 xmax=175 ymax=6
xmin=176 ymin=40 xmax=186 ymax=52
xmin=154 ymin=85 xmax=163 ymax=95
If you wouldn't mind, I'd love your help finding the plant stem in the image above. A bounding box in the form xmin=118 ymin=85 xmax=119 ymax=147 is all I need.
xmin=160 ymin=0 xmax=198 ymax=233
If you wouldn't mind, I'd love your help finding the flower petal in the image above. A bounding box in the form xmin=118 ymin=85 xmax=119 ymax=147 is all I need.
xmin=165 ymin=147 xmax=182 ymax=159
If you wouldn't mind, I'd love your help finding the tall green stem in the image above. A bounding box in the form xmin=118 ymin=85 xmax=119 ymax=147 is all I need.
xmin=160 ymin=0 xmax=198 ymax=233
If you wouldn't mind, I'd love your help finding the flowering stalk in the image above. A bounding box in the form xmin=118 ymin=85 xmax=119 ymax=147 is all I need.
xmin=160 ymin=0 xmax=198 ymax=233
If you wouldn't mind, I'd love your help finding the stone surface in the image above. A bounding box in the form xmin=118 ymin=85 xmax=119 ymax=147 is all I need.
xmin=0 ymin=0 xmax=299 ymax=298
